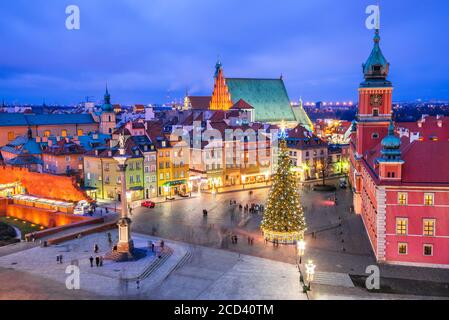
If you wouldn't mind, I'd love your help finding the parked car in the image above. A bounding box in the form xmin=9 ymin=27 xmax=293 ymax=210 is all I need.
xmin=179 ymin=193 xmax=190 ymax=198
xmin=141 ymin=201 xmax=156 ymax=208
xmin=339 ymin=180 xmax=347 ymax=189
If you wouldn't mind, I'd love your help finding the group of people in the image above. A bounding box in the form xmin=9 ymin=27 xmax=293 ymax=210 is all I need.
xmin=89 ymin=255 xmax=104 ymax=267
xmin=247 ymin=236 xmax=255 ymax=245
xmin=239 ymin=203 xmax=264 ymax=214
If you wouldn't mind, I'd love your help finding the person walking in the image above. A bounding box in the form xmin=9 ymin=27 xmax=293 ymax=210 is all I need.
xmin=94 ymin=244 xmax=99 ymax=253
xmin=151 ymin=242 xmax=155 ymax=252
xmin=56 ymin=255 xmax=60 ymax=264
xmin=89 ymin=256 xmax=94 ymax=268
xmin=100 ymin=256 xmax=103 ymax=267
xmin=95 ymin=256 xmax=100 ymax=267
xmin=59 ymin=255 xmax=63 ymax=264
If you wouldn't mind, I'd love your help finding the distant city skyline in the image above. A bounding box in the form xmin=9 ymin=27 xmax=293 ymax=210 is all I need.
xmin=1 ymin=0 xmax=449 ymax=105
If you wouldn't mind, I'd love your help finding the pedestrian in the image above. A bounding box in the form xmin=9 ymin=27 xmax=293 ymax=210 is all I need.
xmin=95 ymin=256 xmax=100 ymax=267
xmin=59 ymin=254 xmax=63 ymax=264
xmin=251 ymin=237 xmax=254 ymax=245
xmin=56 ymin=255 xmax=60 ymax=264
xmin=94 ymin=244 xmax=99 ymax=253
xmin=151 ymin=242 xmax=155 ymax=252
xmin=107 ymin=233 xmax=112 ymax=245
xmin=160 ymin=240 xmax=165 ymax=249
xmin=136 ymin=279 xmax=140 ymax=290
xmin=89 ymin=256 xmax=94 ymax=268
xmin=106 ymin=207 xmax=109 ymax=214
xmin=100 ymin=256 xmax=103 ymax=267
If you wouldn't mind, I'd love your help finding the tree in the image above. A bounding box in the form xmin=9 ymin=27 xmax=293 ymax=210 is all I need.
xmin=315 ymin=157 xmax=331 ymax=186
xmin=261 ymin=138 xmax=306 ymax=242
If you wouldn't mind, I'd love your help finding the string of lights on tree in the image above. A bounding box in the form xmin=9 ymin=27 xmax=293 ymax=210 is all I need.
xmin=261 ymin=123 xmax=306 ymax=243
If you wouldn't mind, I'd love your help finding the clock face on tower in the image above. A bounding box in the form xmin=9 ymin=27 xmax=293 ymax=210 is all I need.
xmin=370 ymin=94 xmax=383 ymax=107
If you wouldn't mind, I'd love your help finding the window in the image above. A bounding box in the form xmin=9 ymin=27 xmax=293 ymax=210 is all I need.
xmin=159 ymin=173 xmax=164 ymax=181
xmin=77 ymin=129 xmax=84 ymax=136
xmin=159 ymin=163 xmax=164 ymax=169
xmin=372 ymin=108 xmax=379 ymax=117
xmin=423 ymin=244 xmax=433 ymax=257
xmin=166 ymin=172 xmax=170 ymax=180
xmin=423 ymin=219 xmax=436 ymax=236
xmin=86 ymin=172 xmax=91 ymax=180
xmin=44 ymin=130 xmax=51 ymax=137
xmin=61 ymin=129 xmax=68 ymax=137
xmin=398 ymin=243 xmax=408 ymax=255
xmin=136 ymin=175 xmax=141 ymax=183
xmin=129 ymin=175 xmax=134 ymax=184
xmin=396 ymin=218 xmax=408 ymax=235
xmin=424 ymin=193 xmax=434 ymax=206
xmin=372 ymin=133 xmax=379 ymax=139
xmin=165 ymin=162 xmax=170 ymax=168
xmin=398 ymin=193 xmax=407 ymax=205
xmin=7 ymin=132 xmax=15 ymax=141
xmin=65 ymin=156 xmax=71 ymax=162
xmin=145 ymin=166 xmax=149 ymax=173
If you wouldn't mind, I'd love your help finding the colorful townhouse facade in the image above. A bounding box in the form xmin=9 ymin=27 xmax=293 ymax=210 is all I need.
xmin=83 ymin=139 xmax=145 ymax=201
xmin=349 ymin=29 xmax=449 ymax=268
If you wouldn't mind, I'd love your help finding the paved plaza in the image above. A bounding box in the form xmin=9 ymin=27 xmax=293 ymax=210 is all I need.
xmin=1 ymin=179 xmax=448 ymax=299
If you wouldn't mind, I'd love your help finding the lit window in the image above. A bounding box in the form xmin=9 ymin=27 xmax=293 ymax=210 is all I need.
xmin=159 ymin=173 xmax=164 ymax=181
xmin=7 ymin=132 xmax=15 ymax=141
xmin=423 ymin=219 xmax=436 ymax=236
xmin=398 ymin=193 xmax=407 ymax=205
xmin=424 ymin=193 xmax=434 ymax=206
xmin=77 ymin=129 xmax=84 ymax=136
xmin=398 ymin=243 xmax=408 ymax=255
xmin=44 ymin=130 xmax=51 ymax=137
xmin=61 ymin=129 xmax=68 ymax=137
xmin=396 ymin=218 xmax=408 ymax=235
xmin=423 ymin=244 xmax=433 ymax=257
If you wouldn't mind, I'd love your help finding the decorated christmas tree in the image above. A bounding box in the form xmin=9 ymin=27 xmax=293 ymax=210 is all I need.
xmin=261 ymin=129 xmax=306 ymax=244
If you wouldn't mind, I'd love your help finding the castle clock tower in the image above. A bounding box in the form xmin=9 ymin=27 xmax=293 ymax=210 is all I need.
xmin=350 ymin=28 xmax=392 ymax=214
xmin=356 ymin=29 xmax=393 ymax=157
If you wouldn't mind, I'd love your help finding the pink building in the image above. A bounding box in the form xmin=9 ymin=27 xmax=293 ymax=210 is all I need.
xmin=349 ymin=29 xmax=449 ymax=268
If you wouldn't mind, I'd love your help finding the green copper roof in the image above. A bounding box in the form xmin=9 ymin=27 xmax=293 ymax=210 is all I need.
xmin=292 ymin=105 xmax=313 ymax=132
xmin=102 ymin=86 xmax=113 ymax=112
xmin=225 ymin=78 xmax=296 ymax=123
xmin=361 ymin=29 xmax=391 ymax=88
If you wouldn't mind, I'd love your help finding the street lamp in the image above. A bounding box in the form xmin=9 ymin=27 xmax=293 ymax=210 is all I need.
xmin=297 ymin=239 xmax=306 ymax=265
xmin=305 ymin=260 xmax=316 ymax=291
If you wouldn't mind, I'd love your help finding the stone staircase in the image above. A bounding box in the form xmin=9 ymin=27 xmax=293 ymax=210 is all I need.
xmin=311 ymin=271 xmax=355 ymax=288
xmin=129 ymin=248 xmax=174 ymax=281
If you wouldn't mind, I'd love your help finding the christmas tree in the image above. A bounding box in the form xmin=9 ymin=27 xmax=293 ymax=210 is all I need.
xmin=261 ymin=131 xmax=306 ymax=243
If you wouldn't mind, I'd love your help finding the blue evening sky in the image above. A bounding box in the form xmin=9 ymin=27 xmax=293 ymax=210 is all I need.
xmin=0 ymin=0 xmax=448 ymax=105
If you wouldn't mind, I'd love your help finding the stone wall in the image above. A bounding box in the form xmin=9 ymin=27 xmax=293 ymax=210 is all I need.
xmin=6 ymin=204 xmax=93 ymax=228
xmin=0 ymin=166 xmax=91 ymax=203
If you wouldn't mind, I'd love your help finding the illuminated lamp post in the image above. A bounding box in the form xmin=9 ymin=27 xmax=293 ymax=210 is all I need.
xmin=297 ymin=238 xmax=306 ymax=265
xmin=305 ymin=260 xmax=316 ymax=291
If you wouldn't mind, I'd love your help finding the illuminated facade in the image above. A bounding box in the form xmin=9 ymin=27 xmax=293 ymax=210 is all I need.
xmin=349 ymin=29 xmax=449 ymax=268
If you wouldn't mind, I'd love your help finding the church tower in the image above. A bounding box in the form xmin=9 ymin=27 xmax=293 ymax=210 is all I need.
xmin=210 ymin=61 xmax=233 ymax=111
xmin=99 ymin=86 xmax=116 ymax=135
xmin=356 ymin=29 xmax=393 ymax=157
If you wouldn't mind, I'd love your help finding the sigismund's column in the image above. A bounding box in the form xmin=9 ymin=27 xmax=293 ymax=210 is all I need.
xmin=113 ymin=135 xmax=134 ymax=254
